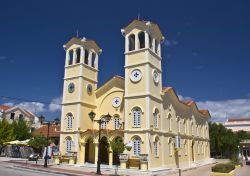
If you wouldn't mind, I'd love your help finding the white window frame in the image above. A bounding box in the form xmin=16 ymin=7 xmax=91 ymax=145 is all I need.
xmin=168 ymin=114 xmax=172 ymax=132
xmin=66 ymin=137 xmax=72 ymax=152
xmin=67 ymin=113 xmax=73 ymax=129
xmin=114 ymin=116 xmax=120 ymax=129
xmin=153 ymin=109 xmax=159 ymax=128
xmin=133 ymin=137 xmax=141 ymax=156
xmin=133 ymin=107 xmax=141 ymax=128
xmin=101 ymin=120 xmax=107 ymax=129
xmin=154 ymin=138 xmax=159 ymax=157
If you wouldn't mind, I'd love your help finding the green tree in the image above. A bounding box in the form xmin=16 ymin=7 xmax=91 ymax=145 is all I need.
xmin=12 ymin=118 xmax=31 ymax=141
xmin=209 ymin=122 xmax=249 ymax=158
xmin=110 ymin=137 xmax=125 ymax=175
xmin=0 ymin=119 xmax=15 ymax=144
xmin=28 ymin=135 xmax=48 ymax=156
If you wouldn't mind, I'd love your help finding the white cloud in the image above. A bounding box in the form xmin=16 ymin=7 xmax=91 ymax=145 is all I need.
xmin=197 ymin=99 xmax=250 ymax=122
xmin=16 ymin=102 xmax=45 ymax=113
xmin=178 ymin=94 xmax=193 ymax=101
xmin=49 ymin=96 xmax=62 ymax=112
xmin=4 ymin=102 xmax=14 ymax=107
xmin=4 ymin=101 xmax=45 ymax=114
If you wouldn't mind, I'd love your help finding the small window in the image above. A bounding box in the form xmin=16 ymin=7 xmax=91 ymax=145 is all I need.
xmin=19 ymin=114 xmax=24 ymax=120
xmin=76 ymin=48 xmax=81 ymax=63
xmin=68 ymin=50 xmax=73 ymax=65
xmin=138 ymin=32 xmax=145 ymax=49
xmin=66 ymin=137 xmax=72 ymax=152
xmin=128 ymin=34 xmax=135 ymax=51
xmin=133 ymin=107 xmax=141 ymax=127
xmin=114 ymin=116 xmax=120 ymax=130
xmin=177 ymin=117 xmax=181 ymax=133
xmin=67 ymin=113 xmax=73 ymax=129
xmin=153 ymin=109 xmax=159 ymax=128
xmin=154 ymin=137 xmax=159 ymax=157
xmin=101 ymin=120 xmax=107 ymax=129
xmin=84 ymin=50 xmax=89 ymax=65
xmin=133 ymin=137 xmax=141 ymax=156
xmin=91 ymin=53 xmax=96 ymax=68
xmin=168 ymin=114 xmax=172 ymax=131
xmin=10 ymin=112 xmax=15 ymax=120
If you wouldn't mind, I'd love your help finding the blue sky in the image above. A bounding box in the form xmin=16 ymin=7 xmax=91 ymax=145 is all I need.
xmin=0 ymin=0 xmax=250 ymax=121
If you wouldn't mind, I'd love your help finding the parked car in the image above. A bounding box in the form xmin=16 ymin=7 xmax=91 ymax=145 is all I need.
xmin=28 ymin=154 xmax=39 ymax=161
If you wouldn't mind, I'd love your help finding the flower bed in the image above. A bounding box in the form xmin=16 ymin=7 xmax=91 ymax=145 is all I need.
xmin=210 ymin=163 xmax=236 ymax=176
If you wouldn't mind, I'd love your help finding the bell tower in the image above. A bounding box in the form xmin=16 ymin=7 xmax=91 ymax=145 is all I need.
xmin=122 ymin=20 xmax=164 ymax=165
xmin=60 ymin=37 xmax=102 ymax=157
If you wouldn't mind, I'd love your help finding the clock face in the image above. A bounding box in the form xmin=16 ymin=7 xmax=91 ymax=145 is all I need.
xmin=68 ymin=83 xmax=75 ymax=93
xmin=87 ymin=84 xmax=93 ymax=94
xmin=112 ymin=97 xmax=121 ymax=108
xmin=153 ymin=69 xmax=159 ymax=83
xmin=130 ymin=69 xmax=142 ymax=82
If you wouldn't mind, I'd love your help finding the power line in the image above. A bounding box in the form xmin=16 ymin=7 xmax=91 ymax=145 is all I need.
xmin=0 ymin=95 xmax=61 ymax=106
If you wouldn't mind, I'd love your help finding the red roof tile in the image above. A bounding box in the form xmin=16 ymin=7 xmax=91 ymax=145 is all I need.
xmin=0 ymin=105 xmax=11 ymax=111
xmin=33 ymin=124 xmax=60 ymax=137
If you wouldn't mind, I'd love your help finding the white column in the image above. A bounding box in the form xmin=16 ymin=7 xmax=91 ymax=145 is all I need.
xmin=94 ymin=54 xmax=98 ymax=69
xmin=125 ymin=35 xmax=129 ymax=52
xmin=65 ymin=50 xmax=69 ymax=66
xmin=145 ymin=32 xmax=149 ymax=48
xmin=73 ymin=49 xmax=77 ymax=64
xmin=94 ymin=143 xmax=99 ymax=165
xmin=158 ymin=43 xmax=161 ymax=57
xmin=135 ymin=34 xmax=139 ymax=50
xmin=80 ymin=47 xmax=85 ymax=63
xmin=88 ymin=51 xmax=92 ymax=66
xmin=152 ymin=38 xmax=156 ymax=53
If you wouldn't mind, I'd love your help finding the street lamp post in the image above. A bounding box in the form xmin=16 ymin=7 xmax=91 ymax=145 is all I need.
xmin=39 ymin=117 xmax=60 ymax=168
xmin=88 ymin=111 xmax=112 ymax=175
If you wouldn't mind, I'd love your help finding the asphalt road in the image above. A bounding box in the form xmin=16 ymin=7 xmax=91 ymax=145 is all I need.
xmin=0 ymin=164 xmax=66 ymax=176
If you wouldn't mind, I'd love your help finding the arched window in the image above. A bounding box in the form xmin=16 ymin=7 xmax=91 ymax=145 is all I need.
xmin=184 ymin=140 xmax=188 ymax=156
xmin=128 ymin=34 xmax=135 ymax=51
xmin=101 ymin=120 xmax=107 ymax=129
xmin=84 ymin=50 xmax=89 ymax=65
xmin=138 ymin=32 xmax=145 ymax=49
xmin=155 ymin=40 xmax=159 ymax=54
xmin=91 ymin=53 xmax=96 ymax=68
xmin=76 ymin=48 xmax=81 ymax=63
xmin=184 ymin=119 xmax=187 ymax=134
xmin=168 ymin=114 xmax=172 ymax=131
xmin=68 ymin=50 xmax=73 ymax=65
xmin=114 ymin=115 xmax=120 ymax=130
xmin=153 ymin=108 xmax=159 ymax=128
xmin=66 ymin=113 xmax=73 ymax=129
xmin=168 ymin=138 xmax=173 ymax=156
xmin=66 ymin=136 xmax=72 ymax=152
xmin=149 ymin=34 xmax=152 ymax=49
xmin=154 ymin=137 xmax=159 ymax=157
xmin=132 ymin=107 xmax=141 ymax=127
xmin=133 ymin=137 xmax=141 ymax=156
xmin=177 ymin=117 xmax=181 ymax=133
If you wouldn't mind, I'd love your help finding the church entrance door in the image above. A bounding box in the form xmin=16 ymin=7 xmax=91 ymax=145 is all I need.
xmin=85 ymin=138 xmax=95 ymax=163
xmin=100 ymin=136 xmax=109 ymax=164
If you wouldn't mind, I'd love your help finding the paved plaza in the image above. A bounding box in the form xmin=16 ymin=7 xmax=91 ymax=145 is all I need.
xmin=0 ymin=157 xmax=249 ymax=176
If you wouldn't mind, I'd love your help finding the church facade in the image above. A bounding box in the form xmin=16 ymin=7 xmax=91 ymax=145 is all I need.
xmin=59 ymin=19 xmax=211 ymax=170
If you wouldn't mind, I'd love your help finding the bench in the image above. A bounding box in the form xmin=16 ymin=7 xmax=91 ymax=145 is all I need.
xmin=128 ymin=158 xmax=140 ymax=169
xmin=60 ymin=156 xmax=70 ymax=163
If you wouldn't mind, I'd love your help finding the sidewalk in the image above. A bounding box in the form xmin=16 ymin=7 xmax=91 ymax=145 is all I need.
xmin=0 ymin=157 xmax=216 ymax=176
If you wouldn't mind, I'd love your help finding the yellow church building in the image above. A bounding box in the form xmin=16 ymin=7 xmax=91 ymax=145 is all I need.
xmin=59 ymin=19 xmax=211 ymax=171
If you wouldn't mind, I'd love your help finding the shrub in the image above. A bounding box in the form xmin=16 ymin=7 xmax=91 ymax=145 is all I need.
xmin=212 ymin=163 xmax=235 ymax=173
